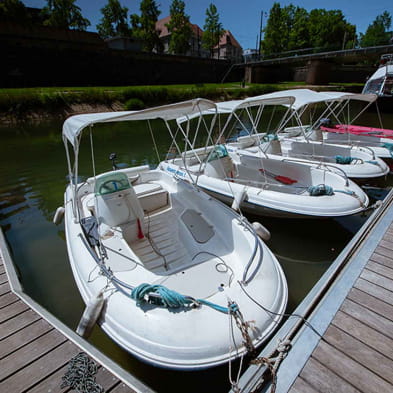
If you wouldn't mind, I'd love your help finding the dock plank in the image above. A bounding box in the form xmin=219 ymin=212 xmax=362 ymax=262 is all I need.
xmin=26 ymin=364 xmax=73 ymax=393
xmin=340 ymin=299 xmax=393 ymax=340
xmin=332 ymin=310 xmax=393 ymax=361
xmin=312 ymin=340 xmax=393 ymax=393
xmin=0 ymin=309 xmax=41 ymax=340
xmin=366 ymin=260 xmax=393 ymax=280
xmin=0 ymin=329 xmax=67 ymax=381
xmin=0 ymin=300 xmax=29 ymax=323
xmin=323 ymin=324 xmax=393 ymax=384
xmin=0 ymin=281 xmax=10 ymax=296
xmin=0 ymin=272 xmax=7 ymax=285
xmin=298 ymin=357 xmax=360 ymax=393
xmin=94 ymin=367 xmax=121 ymax=391
xmin=354 ymin=279 xmax=393 ymax=306
xmin=0 ymin=291 xmax=18 ymax=308
xmin=0 ymin=318 xmax=53 ymax=359
xmin=360 ymin=268 xmax=393 ymax=292
xmin=374 ymin=245 xmax=393 ymax=259
xmin=379 ymin=238 xmax=393 ymax=250
xmin=0 ymin=341 xmax=80 ymax=392
xmin=370 ymin=252 xmax=393 ymax=268
xmin=347 ymin=286 xmax=393 ymax=318
xmin=0 ymin=264 xmax=5 ymax=274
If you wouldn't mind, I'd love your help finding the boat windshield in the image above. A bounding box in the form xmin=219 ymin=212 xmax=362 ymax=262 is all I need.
xmin=363 ymin=77 xmax=384 ymax=95
xmin=95 ymin=172 xmax=131 ymax=196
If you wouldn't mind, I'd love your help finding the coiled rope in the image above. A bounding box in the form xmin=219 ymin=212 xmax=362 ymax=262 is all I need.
xmin=334 ymin=155 xmax=357 ymax=165
xmin=307 ymin=184 xmax=334 ymax=196
xmin=262 ymin=134 xmax=278 ymax=142
xmin=61 ymin=352 xmax=103 ymax=393
xmin=131 ymin=283 xmax=233 ymax=314
xmin=307 ymin=184 xmax=356 ymax=197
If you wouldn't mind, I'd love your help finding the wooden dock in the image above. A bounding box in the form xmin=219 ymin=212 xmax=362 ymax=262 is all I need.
xmin=288 ymin=226 xmax=393 ymax=393
xmin=0 ymin=230 xmax=153 ymax=393
xmin=237 ymin=189 xmax=393 ymax=393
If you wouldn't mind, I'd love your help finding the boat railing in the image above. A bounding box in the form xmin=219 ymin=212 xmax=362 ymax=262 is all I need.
xmin=351 ymin=144 xmax=376 ymax=159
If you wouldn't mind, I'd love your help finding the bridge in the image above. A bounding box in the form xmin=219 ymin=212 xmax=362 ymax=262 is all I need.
xmin=241 ymin=44 xmax=393 ymax=85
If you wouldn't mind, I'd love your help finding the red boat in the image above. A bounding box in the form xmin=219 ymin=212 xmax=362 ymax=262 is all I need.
xmin=321 ymin=124 xmax=393 ymax=139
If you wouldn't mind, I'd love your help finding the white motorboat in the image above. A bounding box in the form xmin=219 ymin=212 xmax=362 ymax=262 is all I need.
xmin=218 ymin=92 xmax=389 ymax=180
xmin=59 ymin=99 xmax=288 ymax=370
xmin=362 ymin=53 xmax=393 ymax=111
xmin=271 ymin=88 xmax=393 ymax=161
xmin=162 ymin=97 xmax=369 ymax=218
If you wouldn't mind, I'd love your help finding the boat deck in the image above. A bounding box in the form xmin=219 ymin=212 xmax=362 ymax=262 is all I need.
xmin=0 ymin=230 xmax=153 ymax=393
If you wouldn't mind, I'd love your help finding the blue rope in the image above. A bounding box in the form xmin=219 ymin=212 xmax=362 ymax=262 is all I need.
xmin=334 ymin=155 xmax=356 ymax=165
xmin=308 ymin=184 xmax=334 ymax=196
xmin=262 ymin=134 xmax=278 ymax=142
xmin=131 ymin=283 xmax=230 ymax=313
xmin=307 ymin=184 xmax=356 ymax=196
xmin=382 ymin=143 xmax=393 ymax=158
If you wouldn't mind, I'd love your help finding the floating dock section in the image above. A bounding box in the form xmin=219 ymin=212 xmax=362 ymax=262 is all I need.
xmin=237 ymin=188 xmax=393 ymax=392
xmin=0 ymin=228 xmax=154 ymax=393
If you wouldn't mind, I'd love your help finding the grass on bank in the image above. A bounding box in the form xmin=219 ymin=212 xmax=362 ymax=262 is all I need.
xmin=0 ymin=81 xmax=360 ymax=116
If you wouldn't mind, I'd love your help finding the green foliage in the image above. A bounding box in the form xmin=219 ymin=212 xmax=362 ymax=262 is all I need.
xmin=124 ymin=98 xmax=145 ymax=110
xmin=262 ymin=3 xmax=356 ymax=56
xmin=360 ymin=11 xmax=392 ymax=47
xmin=41 ymin=0 xmax=90 ymax=30
xmin=131 ymin=0 xmax=162 ymax=52
xmin=166 ymin=0 xmax=192 ymax=55
xmin=0 ymin=0 xmax=29 ymax=23
xmin=308 ymin=9 xmax=355 ymax=50
xmin=202 ymin=3 xmax=225 ymax=56
xmin=97 ymin=0 xmax=130 ymax=39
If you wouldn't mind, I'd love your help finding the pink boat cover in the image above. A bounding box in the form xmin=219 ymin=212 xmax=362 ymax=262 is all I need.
xmin=321 ymin=124 xmax=393 ymax=138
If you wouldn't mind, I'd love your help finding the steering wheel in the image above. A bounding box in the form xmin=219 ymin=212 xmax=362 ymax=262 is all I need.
xmin=98 ymin=179 xmax=124 ymax=194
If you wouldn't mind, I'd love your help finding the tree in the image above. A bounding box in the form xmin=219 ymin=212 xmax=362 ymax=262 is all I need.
xmin=262 ymin=4 xmax=356 ymax=56
xmin=202 ymin=3 xmax=225 ymax=57
xmin=166 ymin=0 xmax=192 ymax=55
xmin=307 ymin=9 xmax=356 ymax=50
xmin=97 ymin=0 xmax=130 ymax=39
xmin=360 ymin=11 xmax=392 ymax=47
xmin=261 ymin=3 xmax=286 ymax=55
xmin=41 ymin=0 xmax=90 ymax=30
xmin=287 ymin=6 xmax=309 ymax=51
xmin=0 ymin=0 xmax=29 ymax=23
xmin=131 ymin=0 xmax=162 ymax=52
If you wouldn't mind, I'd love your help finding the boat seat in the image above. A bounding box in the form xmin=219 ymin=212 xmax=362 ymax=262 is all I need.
xmin=134 ymin=183 xmax=169 ymax=213
xmin=134 ymin=183 xmax=162 ymax=196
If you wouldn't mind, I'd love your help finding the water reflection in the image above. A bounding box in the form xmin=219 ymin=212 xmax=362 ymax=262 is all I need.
xmin=0 ymin=111 xmax=392 ymax=393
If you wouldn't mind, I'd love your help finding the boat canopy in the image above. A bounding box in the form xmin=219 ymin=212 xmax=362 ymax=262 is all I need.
xmin=240 ymin=89 xmax=376 ymax=111
xmin=62 ymin=98 xmax=217 ymax=148
xmin=176 ymin=96 xmax=295 ymax=125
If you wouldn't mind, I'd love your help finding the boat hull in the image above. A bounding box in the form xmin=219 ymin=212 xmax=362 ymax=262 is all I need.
xmin=64 ymin=170 xmax=288 ymax=370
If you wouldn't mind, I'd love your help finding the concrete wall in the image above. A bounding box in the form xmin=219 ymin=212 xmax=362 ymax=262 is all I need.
xmin=0 ymin=23 xmax=241 ymax=87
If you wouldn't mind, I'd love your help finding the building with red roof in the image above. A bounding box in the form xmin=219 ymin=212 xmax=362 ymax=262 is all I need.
xmin=155 ymin=17 xmax=242 ymax=61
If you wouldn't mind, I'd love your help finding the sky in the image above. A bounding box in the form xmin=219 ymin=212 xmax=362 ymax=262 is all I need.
xmin=22 ymin=0 xmax=393 ymax=50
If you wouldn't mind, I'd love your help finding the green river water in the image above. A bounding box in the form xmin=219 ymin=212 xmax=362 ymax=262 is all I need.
xmin=0 ymin=110 xmax=392 ymax=392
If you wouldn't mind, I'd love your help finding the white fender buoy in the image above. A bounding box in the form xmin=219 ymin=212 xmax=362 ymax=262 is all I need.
xmin=53 ymin=206 xmax=65 ymax=225
xmin=76 ymin=290 xmax=105 ymax=338
xmin=231 ymin=187 xmax=248 ymax=212
xmin=252 ymin=222 xmax=271 ymax=241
